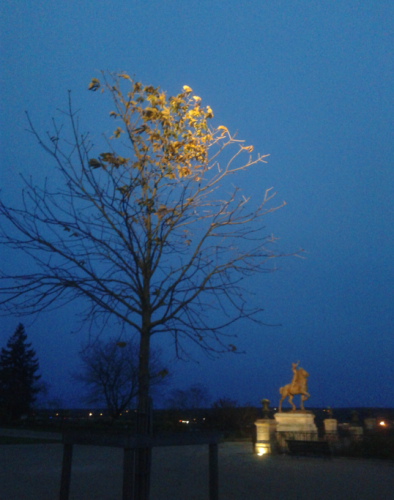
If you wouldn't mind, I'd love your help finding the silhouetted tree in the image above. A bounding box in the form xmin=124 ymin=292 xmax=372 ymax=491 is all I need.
xmin=0 ymin=324 xmax=41 ymax=421
xmin=75 ymin=338 xmax=168 ymax=420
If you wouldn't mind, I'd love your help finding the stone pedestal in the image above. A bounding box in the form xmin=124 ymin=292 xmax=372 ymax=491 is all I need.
xmin=324 ymin=418 xmax=338 ymax=442
xmin=254 ymin=419 xmax=277 ymax=455
xmin=274 ymin=412 xmax=318 ymax=451
xmin=324 ymin=418 xmax=337 ymax=433
xmin=275 ymin=412 xmax=317 ymax=433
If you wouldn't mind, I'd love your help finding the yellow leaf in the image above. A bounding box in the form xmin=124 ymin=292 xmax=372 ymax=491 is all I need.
xmin=183 ymin=85 xmax=192 ymax=93
xmin=246 ymin=145 xmax=253 ymax=153
xmin=178 ymin=166 xmax=191 ymax=178
xmin=165 ymin=170 xmax=176 ymax=180
xmin=193 ymin=96 xmax=201 ymax=103
xmin=88 ymin=78 xmax=100 ymax=91
xmin=217 ymin=125 xmax=228 ymax=137
xmin=89 ymin=158 xmax=102 ymax=169
xmin=113 ymin=127 xmax=123 ymax=139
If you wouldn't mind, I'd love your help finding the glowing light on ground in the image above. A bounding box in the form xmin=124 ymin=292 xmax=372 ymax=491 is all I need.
xmin=257 ymin=445 xmax=270 ymax=456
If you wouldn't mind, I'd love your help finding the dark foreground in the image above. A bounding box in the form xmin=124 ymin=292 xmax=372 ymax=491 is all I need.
xmin=1 ymin=439 xmax=393 ymax=500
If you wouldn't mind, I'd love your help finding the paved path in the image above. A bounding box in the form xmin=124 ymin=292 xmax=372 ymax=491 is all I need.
xmin=0 ymin=440 xmax=393 ymax=499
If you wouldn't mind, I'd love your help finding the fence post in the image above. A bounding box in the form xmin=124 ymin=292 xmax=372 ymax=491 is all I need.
xmin=134 ymin=397 xmax=153 ymax=500
xmin=209 ymin=442 xmax=219 ymax=500
xmin=123 ymin=447 xmax=136 ymax=500
xmin=59 ymin=443 xmax=73 ymax=500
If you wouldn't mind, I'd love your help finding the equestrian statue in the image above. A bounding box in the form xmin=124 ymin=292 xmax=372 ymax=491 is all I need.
xmin=278 ymin=361 xmax=310 ymax=412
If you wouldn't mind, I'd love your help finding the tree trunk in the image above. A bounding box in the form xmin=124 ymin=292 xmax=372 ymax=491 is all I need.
xmin=138 ymin=328 xmax=151 ymax=416
xmin=134 ymin=322 xmax=152 ymax=499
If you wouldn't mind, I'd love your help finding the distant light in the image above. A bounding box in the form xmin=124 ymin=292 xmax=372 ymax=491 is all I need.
xmin=100 ymin=413 xmax=103 ymax=416
xmin=379 ymin=421 xmax=386 ymax=426
xmin=181 ymin=420 xmax=189 ymax=424
xmin=89 ymin=413 xmax=93 ymax=417
xmin=56 ymin=413 xmax=59 ymax=416
xmin=257 ymin=447 xmax=266 ymax=456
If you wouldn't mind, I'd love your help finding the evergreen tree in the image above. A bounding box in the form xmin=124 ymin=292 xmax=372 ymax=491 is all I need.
xmin=0 ymin=324 xmax=41 ymax=421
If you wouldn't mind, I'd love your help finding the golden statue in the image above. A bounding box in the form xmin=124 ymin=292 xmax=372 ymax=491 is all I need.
xmin=278 ymin=362 xmax=310 ymax=412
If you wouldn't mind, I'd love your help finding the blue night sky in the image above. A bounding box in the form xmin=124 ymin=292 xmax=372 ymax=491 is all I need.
xmin=1 ymin=0 xmax=393 ymax=409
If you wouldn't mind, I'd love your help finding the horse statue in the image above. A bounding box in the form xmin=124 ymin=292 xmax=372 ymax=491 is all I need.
xmin=278 ymin=362 xmax=310 ymax=412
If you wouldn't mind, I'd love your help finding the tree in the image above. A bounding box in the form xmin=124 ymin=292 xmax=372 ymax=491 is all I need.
xmin=0 ymin=72 xmax=285 ymax=411
xmin=75 ymin=338 xmax=168 ymax=420
xmin=0 ymin=72 xmax=288 ymax=495
xmin=0 ymin=324 xmax=41 ymax=421
xmin=166 ymin=383 xmax=211 ymax=410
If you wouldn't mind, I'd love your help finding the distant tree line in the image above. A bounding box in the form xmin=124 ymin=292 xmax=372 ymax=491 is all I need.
xmin=163 ymin=384 xmax=257 ymax=436
xmin=0 ymin=324 xmax=256 ymax=436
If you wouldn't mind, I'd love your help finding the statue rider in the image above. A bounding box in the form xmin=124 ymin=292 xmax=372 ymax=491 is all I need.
xmin=289 ymin=361 xmax=299 ymax=394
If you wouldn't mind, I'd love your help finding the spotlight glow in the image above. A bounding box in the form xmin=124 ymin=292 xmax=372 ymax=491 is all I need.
xmin=257 ymin=445 xmax=270 ymax=456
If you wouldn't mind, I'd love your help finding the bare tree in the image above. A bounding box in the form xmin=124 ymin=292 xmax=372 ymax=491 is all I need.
xmin=75 ymin=338 xmax=168 ymax=420
xmin=0 ymin=72 xmax=291 ymax=494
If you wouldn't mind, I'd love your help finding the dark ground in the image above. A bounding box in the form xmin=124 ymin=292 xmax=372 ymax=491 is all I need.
xmin=0 ymin=430 xmax=393 ymax=500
